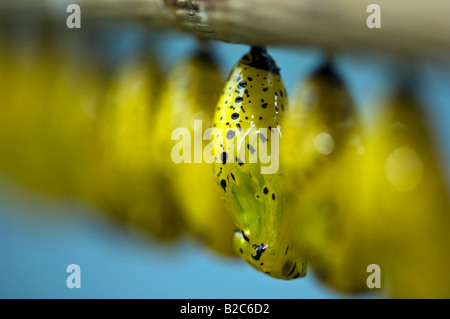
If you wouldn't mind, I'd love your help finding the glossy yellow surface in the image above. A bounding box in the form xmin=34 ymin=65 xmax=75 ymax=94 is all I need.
xmin=212 ymin=47 xmax=307 ymax=279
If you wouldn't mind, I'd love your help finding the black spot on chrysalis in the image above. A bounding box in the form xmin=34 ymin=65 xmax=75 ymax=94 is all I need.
xmin=221 ymin=152 xmax=228 ymax=164
xmin=238 ymin=81 xmax=247 ymax=89
xmin=241 ymin=230 xmax=250 ymax=242
xmin=220 ymin=179 xmax=227 ymax=192
xmin=251 ymin=243 xmax=267 ymax=261
xmin=259 ymin=134 xmax=267 ymax=143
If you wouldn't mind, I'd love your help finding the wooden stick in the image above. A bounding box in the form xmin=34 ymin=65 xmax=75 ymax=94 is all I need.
xmin=3 ymin=0 xmax=450 ymax=59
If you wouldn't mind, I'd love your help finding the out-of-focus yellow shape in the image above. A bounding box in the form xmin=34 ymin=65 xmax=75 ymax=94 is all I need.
xmin=365 ymin=88 xmax=450 ymax=298
xmin=384 ymin=146 xmax=423 ymax=192
xmin=282 ymin=61 xmax=375 ymax=293
xmin=0 ymin=30 xmax=102 ymax=199
xmin=313 ymin=132 xmax=335 ymax=155
xmin=155 ymin=48 xmax=236 ymax=256
xmin=93 ymin=53 xmax=181 ymax=241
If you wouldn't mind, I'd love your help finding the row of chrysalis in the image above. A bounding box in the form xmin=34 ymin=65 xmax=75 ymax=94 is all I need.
xmin=0 ymin=28 xmax=449 ymax=298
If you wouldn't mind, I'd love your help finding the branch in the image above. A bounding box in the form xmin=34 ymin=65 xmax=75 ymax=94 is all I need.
xmin=3 ymin=0 xmax=450 ymax=59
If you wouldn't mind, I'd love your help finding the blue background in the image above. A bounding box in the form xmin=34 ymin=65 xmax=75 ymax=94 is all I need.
xmin=0 ymin=24 xmax=449 ymax=299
